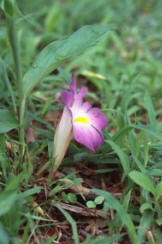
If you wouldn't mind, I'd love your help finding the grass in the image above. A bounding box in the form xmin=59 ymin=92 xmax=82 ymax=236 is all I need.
xmin=0 ymin=0 xmax=162 ymax=243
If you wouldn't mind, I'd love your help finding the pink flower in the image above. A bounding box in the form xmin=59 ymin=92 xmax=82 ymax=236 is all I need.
xmin=53 ymin=76 xmax=108 ymax=171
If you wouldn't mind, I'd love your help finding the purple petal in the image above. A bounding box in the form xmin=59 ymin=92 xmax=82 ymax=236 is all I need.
xmin=77 ymin=87 xmax=88 ymax=100
xmin=70 ymin=74 xmax=77 ymax=93
xmin=81 ymin=102 xmax=91 ymax=112
xmin=64 ymin=76 xmax=87 ymax=110
xmin=70 ymin=87 xmax=88 ymax=114
xmin=71 ymin=87 xmax=88 ymax=110
xmin=73 ymin=124 xmax=104 ymax=152
xmin=88 ymin=107 xmax=108 ymax=131
xmin=61 ymin=91 xmax=74 ymax=107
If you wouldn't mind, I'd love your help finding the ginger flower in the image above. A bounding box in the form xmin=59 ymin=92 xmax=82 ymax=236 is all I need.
xmin=53 ymin=76 xmax=108 ymax=172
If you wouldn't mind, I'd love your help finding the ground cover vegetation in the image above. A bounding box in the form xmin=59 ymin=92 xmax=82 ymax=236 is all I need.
xmin=0 ymin=0 xmax=162 ymax=243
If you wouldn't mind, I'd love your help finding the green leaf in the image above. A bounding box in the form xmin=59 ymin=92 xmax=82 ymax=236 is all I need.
xmin=20 ymin=186 xmax=42 ymax=199
xmin=0 ymin=109 xmax=18 ymax=133
xmin=107 ymin=140 xmax=130 ymax=175
xmin=5 ymin=172 xmax=24 ymax=192
xmin=93 ymin=189 xmax=137 ymax=244
xmin=94 ymin=196 xmax=104 ymax=205
xmin=83 ymin=234 xmax=122 ymax=244
xmin=23 ymin=25 xmax=108 ymax=97
xmin=156 ymin=181 xmax=162 ymax=200
xmin=0 ymin=191 xmax=17 ymax=216
xmin=131 ymin=124 xmax=162 ymax=140
xmin=154 ymin=228 xmax=162 ymax=242
xmin=137 ymin=211 xmax=153 ymax=243
xmin=129 ymin=170 xmax=156 ymax=195
xmin=140 ymin=203 xmax=153 ymax=214
xmin=86 ymin=200 xmax=96 ymax=208
xmin=0 ymin=134 xmax=9 ymax=177
xmin=149 ymin=169 xmax=162 ymax=176
xmin=0 ymin=223 xmax=10 ymax=244
xmin=144 ymin=91 xmax=156 ymax=128
xmin=0 ymin=0 xmax=15 ymax=16
xmin=123 ymin=190 xmax=132 ymax=211
xmin=67 ymin=193 xmax=77 ymax=204
xmin=156 ymin=218 xmax=162 ymax=226
xmin=112 ymin=126 xmax=133 ymax=141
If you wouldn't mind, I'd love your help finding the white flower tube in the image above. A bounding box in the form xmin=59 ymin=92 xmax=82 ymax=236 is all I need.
xmin=53 ymin=107 xmax=73 ymax=172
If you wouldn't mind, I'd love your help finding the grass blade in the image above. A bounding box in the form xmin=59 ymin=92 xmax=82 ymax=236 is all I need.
xmin=129 ymin=170 xmax=156 ymax=195
xmin=144 ymin=91 xmax=156 ymax=128
xmin=93 ymin=189 xmax=137 ymax=244
xmin=107 ymin=139 xmax=130 ymax=175
xmin=55 ymin=204 xmax=79 ymax=244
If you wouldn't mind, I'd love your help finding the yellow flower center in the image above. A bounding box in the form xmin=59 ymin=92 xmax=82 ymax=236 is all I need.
xmin=74 ymin=116 xmax=90 ymax=125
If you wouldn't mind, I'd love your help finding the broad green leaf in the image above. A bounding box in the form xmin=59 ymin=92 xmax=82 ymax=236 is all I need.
xmin=156 ymin=181 xmax=162 ymax=200
xmin=107 ymin=140 xmax=130 ymax=175
xmin=23 ymin=25 xmax=108 ymax=96
xmin=0 ymin=191 xmax=17 ymax=216
xmin=129 ymin=170 xmax=156 ymax=195
xmin=93 ymin=189 xmax=137 ymax=244
xmin=0 ymin=109 xmax=18 ymax=133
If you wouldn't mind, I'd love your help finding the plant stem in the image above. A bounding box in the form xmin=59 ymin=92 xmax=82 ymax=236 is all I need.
xmin=8 ymin=18 xmax=25 ymax=158
xmin=19 ymin=97 xmax=26 ymax=156
xmin=5 ymin=72 xmax=17 ymax=116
